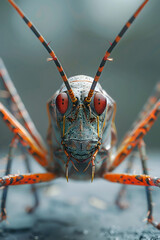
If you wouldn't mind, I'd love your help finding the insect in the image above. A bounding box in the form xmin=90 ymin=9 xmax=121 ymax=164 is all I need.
xmin=0 ymin=0 xmax=160 ymax=229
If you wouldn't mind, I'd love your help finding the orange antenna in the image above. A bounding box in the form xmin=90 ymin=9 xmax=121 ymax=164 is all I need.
xmin=85 ymin=0 xmax=149 ymax=103
xmin=8 ymin=0 xmax=77 ymax=103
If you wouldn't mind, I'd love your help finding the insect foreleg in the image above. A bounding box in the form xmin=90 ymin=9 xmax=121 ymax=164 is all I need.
xmin=0 ymin=173 xmax=57 ymax=187
xmin=125 ymin=81 xmax=160 ymax=140
xmin=103 ymin=173 xmax=160 ymax=188
xmin=0 ymin=59 xmax=47 ymax=152
xmin=108 ymin=100 xmax=160 ymax=172
xmin=0 ymin=102 xmax=48 ymax=168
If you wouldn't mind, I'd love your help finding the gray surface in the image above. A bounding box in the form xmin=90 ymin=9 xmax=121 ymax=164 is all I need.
xmin=0 ymin=151 xmax=160 ymax=239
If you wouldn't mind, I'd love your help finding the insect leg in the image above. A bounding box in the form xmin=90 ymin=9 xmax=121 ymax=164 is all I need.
xmin=108 ymin=100 xmax=160 ymax=172
xmin=23 ymin=151 xmax=39 ymax=213
xmin=0 ymin=137 xmax=17 ymax=221
xmin=0 ymin=59 xmax=47 ymax=153
xmin=103 ymin=171 xmax=160 ymax=230
xmin=0 ymin=102 xmax=49 ymax=168
xmin=115 ymin=153 xmax=135 ymax=209
xmin=125 ymin=81 xmax=160 ymax=139
xmin=103 ymin=173 xmax=160 ymax=188
xmin=138 ymin=140 xmax=160 ymax=229
xmin=0 ymin=172 xmax=57 ymax=187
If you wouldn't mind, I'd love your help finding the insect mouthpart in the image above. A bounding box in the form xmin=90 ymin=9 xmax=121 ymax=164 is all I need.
xmin=63 ymin=139 xmax=99 ymax=161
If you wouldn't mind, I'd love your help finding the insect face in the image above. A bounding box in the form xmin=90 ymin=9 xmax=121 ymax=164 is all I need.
xmin=49 ymin=75 xmax=115 ymax=162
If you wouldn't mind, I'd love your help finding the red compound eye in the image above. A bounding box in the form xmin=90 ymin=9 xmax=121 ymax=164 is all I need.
xmin=94 ymin=93 xmax=106 ymax=115
xmin=56 ymin=93 xmax=68 ymax=114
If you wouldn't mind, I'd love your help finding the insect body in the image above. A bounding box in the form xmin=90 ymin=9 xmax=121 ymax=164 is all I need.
xmin=1 ymin=0 xmax=160 ymax=229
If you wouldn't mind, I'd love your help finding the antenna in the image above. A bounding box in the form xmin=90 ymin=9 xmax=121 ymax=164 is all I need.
xmin=8 ymin=0 xmax=77 ymax=103
xmin=86 ymin=0 xmax=149 ymax=103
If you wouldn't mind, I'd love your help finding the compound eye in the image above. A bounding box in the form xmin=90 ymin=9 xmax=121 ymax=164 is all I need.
xmin=94 ymin=93 xmax=106 ymax=115
xmin=56 ymin=93 xmax=68 ymax=114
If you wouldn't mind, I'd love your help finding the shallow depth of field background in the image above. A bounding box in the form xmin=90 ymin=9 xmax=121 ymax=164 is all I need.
xmin=0 ymin=0 xmax=160 ymax=149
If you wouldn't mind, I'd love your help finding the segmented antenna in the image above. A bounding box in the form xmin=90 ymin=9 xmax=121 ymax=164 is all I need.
xmin=8 ymin=0 xmax=77 ymax=103
xmin=86 ymin=0 xmax=149 ymax=103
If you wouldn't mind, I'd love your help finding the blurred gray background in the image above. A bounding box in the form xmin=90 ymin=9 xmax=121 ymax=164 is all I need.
xmin=0 ymin=0 xmax=160 ymax=149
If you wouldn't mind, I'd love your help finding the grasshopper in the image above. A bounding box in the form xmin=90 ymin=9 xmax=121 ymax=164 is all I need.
xmin=0 ymin=0 xmax=160 ymax=229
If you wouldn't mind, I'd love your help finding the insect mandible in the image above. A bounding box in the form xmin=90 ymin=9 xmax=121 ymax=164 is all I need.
xmin=0 ymin=0 xmax=160 ymax=229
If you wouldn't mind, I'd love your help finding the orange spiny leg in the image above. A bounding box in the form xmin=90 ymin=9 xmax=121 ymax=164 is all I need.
xmin=108 ymin=100 xmax=160 ymax=172
xmin=125 ymin=81 xmax=160 ymax=140
xmin=0 ymin=172 xmax=57 ymax=187
xmin=133 ymin=81 xmax=160 ymax=128
xmin=0 ymin=58 xmax=47 ymax=153
xmin=103 ymin=173 xmax=160 ymax=188
xmin=0 ymin=102 xmax=49 ymax=168
xmin=103 ymin=171 xmax=160 ymax=230
xmin=86 ymin=0 xmax=149 ymax=103
xmin=138 ymin=140 xmax=160 ymax=229
xmin=0 ymin=137 xmax=17 ymax=222
xmin=7 ymin=0 xmax=77 ymax=103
